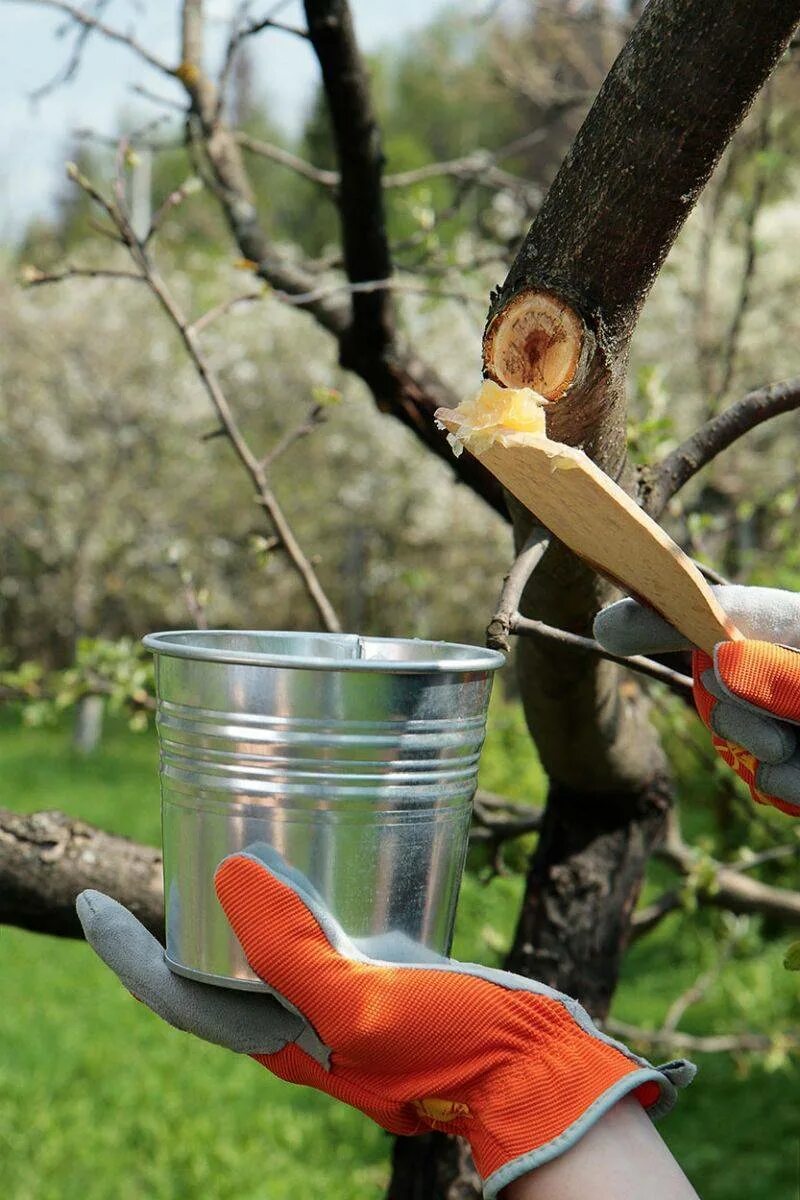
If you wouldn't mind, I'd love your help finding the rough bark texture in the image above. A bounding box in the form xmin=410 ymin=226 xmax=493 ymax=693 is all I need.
xmin=480 ymin=1 xmax=800 ymax=1032
xmin=505 ymin=777 xmax=672 ymax=1013
xmin=388 ymin=1133 xmax=481 ymax=1200
xmin=0 ymin=808 xmax=163 ymax=939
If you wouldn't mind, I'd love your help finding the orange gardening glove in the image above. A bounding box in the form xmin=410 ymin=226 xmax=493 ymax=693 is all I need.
xmin=594 ymin=585 xmax=800 ymax=817
xmin=210 ymin=847 xmax=693 ymax=1197
xmin=692 ymin=641 xmax=800 ymax=817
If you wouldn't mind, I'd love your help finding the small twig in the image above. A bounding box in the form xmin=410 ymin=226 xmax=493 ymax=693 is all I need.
xmin=144 ymin=176 xmax=203 ymax=244
xmin=235 ymin=132 xmax=339 ymax=188
xmin=218 ymin=1 xmax=308 ymax=114
xmin=130 ymin=83 xmax=187 ymax=113
xmin=656 ymin=827 xmax=800 ymax=926
xmin=75 ymin=126 xmax=180 ymax=154
xmin=21 ymin=0 xmax=175 ymax=76
xmin=733 ymin=842 xmax=800 ymax=872
xmin=46 ymin=153 xmax=342 ymax=634
xmin=261 ymin=404 xmax=328 ymax=469
xmin=649 ymin=375 xmax=800 ymax=514
xmin=604 ymin=1018 xmax=800 ymax=1056
xmin=190 ymin=290 xmax=265 ymax=335
xmin=471 ymin=791 xmax=543 ymax=844
xmin=273 ymin=276 xmax=485 ymax=309
xmin=693 ymin=559 xmax=729 ymax=586
xmin=486 ymin=527 xmax=550 ymax=653
xmin=630 ymin=890 xmax=682 ymax=941
xmin=661 ymin=937 xmax=737 ymax=1034
xmin=29 ymin=0 xmax=112 ymax=101
xmin=510 ymin=616 xmax=694 ymax=692
xmin=170 ymin=562 xmax=209 ymax=630
xmin=235 ymin=128 xmax=547 ymax=199
xmin=712 ymin=88 xmax=773 ymax=410
xmin=20 ymin=264 xmax=144 ymax=287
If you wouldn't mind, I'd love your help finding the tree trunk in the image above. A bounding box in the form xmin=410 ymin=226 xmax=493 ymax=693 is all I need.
xmin=387 ymin=0 xmax=800 ymax=1193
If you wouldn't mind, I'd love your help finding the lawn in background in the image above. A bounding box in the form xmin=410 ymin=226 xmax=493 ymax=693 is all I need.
xmin=1 ymin=705 xmax=797 ymax=1199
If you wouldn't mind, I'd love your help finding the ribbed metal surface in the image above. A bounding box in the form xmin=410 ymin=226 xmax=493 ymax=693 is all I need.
xmin=146 ymin=631 xmax=503 ymax=990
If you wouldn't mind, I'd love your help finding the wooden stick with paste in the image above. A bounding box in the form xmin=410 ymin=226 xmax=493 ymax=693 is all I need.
xmin=435 ymin=383 xmax=740 ymax=655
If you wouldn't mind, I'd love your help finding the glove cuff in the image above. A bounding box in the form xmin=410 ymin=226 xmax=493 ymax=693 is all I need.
xmin=467 ymin=1030 xmax=694 ymax=1198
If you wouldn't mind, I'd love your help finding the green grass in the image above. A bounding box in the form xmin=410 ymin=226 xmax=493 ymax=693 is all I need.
xmin=1 ymin=708 xmax=798 ymax=1198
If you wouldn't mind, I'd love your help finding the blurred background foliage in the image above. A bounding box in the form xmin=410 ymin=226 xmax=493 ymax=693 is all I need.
xmin=2 ymin=1 xmax=800 ymax=1197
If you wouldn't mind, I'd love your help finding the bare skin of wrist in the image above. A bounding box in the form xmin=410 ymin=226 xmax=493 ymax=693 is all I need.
xmin=501 ymin=1097 xmax=700 ymax=1200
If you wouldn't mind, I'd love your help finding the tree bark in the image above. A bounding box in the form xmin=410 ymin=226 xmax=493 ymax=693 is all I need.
xmin=0 ymin=808 xmax=163 ymax=939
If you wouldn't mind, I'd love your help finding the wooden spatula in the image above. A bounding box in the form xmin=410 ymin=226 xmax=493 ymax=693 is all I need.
xmin=435 ymin=410 xmax=740 ymax=654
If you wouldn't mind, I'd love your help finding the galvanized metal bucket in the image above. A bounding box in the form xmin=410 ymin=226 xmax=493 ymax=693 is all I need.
xmin=143 ymin=630 xmax=504 ymax=991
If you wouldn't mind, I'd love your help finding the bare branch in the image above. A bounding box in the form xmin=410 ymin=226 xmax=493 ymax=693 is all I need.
xmin=189 ymin=289 xmax=265 ymax=335
xmin=647 ymin=376 xmax=800 ymax=515
xmin=20 ymin=264 xmax=144 ymax=287
xmin=630 ymin=890 xmax=682 ymax=941
xmin=141 ymin=264 xmax=342 ymax=632
xmin=130 ymin=83 xmax=187 ymax=112
xmin=471 ymin=791 xmax=543 ymax=845
xmin=654 ymin=820 xmax=800 ymax=927
xmin=236 ymin=127 xmax=546 ymax=199
xmin=662 ymin=935 xmax=737 ymax=1033
xmin=21 ymin=0 xmax=175 ymax=77
xmin=486 ymin=527 xmax=550 ymax=654
xmin=604 ymin=1017 xmax=800 ymax=1056
xmin=29 ymin=0 xmax=112 ymax=101
xmin=236 ymin=132 xmax=339 ymax=188
xmin=261 ymin=403 xmax=328 ymax=469
xmin=712 ymin=88 xmax=774 ymax=409
xmin=144 ymin=175 xmax=204 ymax=244
xmin=43 ymin=152 xmax=343 ymax=633
xmin=218 ymin=2 xmax=308 ymax=115
xmin=274 ymin=276 xmax=486 ymax=309
xmin=510 ymin=616 xmax=694 ymax=693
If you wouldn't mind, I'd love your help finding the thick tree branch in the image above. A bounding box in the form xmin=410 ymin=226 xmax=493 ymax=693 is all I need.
xmin=0 ymin=809 xmax=163 ymax=939
xmin=644 ymin=376 xmax=800 ymax=515
xmin=0 ymin=795 xmax=532 ymax=938
xmin=488 ymin=0 xmax=800 ymax=359
xmin=303 ymin=0 xmax=393 ymax=365
xmin=659 ymin=833 xmax=800 ymax=926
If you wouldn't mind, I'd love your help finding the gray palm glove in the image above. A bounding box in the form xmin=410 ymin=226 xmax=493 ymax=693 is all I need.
xmin=594 ymin=585 xmax=800 ymax=816
xmin=76 ymin=845 xmax=445 ymax=1056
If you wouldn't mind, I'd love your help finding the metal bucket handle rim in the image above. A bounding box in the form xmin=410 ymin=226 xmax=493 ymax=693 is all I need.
xmin=143 ymin=630 xmax=506 ymax=674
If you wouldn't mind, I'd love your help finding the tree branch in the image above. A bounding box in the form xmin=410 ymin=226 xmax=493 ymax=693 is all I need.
xmin=510 ymin=615 xmax=693 ymax=693
xmin=38 ymin=158 xmax=343 ymax=633
xmin=604 ymin=1017 xmax=800 ymax=1056
xmin=21 ymin=0 xmax=175 ymax=77
xmin=235 ymin=132 xmax=339 ymax=187
xmin=303 ymin=0 xmax=393 ymax=365
xmin=488 ymin=0 xmax=800 ymax=353
xmin=646 ymin=376 xmax=800 ymax=514
xmin=659 ymin=834 xmax=800 ymax=926
xmin=0 ymin=809 xmax=163 ymax=939
xmin=711 ymin=88 xmax=774 ymax=409
xmin=486 ymin=526 xmax=550 ymax=654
